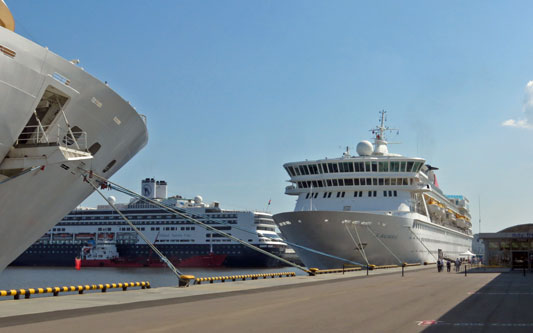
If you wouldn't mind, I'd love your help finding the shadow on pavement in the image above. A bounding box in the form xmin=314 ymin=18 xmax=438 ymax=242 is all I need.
xmin=422 ymin=271 xmax=533 ymax=332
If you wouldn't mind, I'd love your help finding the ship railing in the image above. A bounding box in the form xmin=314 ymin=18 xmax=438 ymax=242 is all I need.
xmin=15 ymin=124 xmax=88 ymax=152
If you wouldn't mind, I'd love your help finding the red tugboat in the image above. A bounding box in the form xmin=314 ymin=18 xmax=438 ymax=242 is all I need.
xmin=80 ymin=241 xmax=226 ymax=268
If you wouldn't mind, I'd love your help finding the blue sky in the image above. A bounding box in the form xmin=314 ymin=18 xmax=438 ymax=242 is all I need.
xmin=9 ymin=1 xmax=533 ymax=233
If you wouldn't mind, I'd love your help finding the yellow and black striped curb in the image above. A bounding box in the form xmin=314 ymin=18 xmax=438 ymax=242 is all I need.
xmin=310 ymin=262 xmax=422 ymax=275
xmin=194 ymin=272 xmax=296 ymax=284
xmin=0 ymin=281 xmax=150 ymax=300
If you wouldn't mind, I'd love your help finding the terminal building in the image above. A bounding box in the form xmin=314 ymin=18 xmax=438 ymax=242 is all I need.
xmin=478 ymin=224 xmax=533 ymax=269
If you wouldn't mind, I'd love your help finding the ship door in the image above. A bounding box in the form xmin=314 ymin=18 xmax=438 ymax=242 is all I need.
xmin=511 ymin=251 xmax=528 ymax=270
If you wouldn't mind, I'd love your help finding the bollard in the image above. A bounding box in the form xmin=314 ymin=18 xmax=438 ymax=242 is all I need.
xmin=402 ymin=263 xmax=406 ymax=277
xmin=178 ymin=275 xmax=195 ymax=287
xmin=464 ymin=265 xmax=467 ymax=277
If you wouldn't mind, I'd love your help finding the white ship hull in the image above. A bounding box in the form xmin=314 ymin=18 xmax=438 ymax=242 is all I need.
xmin=274 ymin=210 xmax=472 ymax=269
xmin=0 ymin=27 xmax=148 ymax=272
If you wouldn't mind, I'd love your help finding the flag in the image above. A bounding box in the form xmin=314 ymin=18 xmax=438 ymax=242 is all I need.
xmin=268 ymin=199 xmax=271 ymax=206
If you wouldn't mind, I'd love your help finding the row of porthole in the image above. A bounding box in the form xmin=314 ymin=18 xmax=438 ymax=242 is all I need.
xmin=69 ymin=127 xmax=115 ymax=173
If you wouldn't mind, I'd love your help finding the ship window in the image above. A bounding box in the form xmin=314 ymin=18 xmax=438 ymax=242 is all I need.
xmin=344 ymin=178 xmax=353 ymax=186
xmin=384 ymin=191 xmax=387 ymax=197
xmin=323 ymin=192 xmax=328 ymax=198
xmin=328 ymin=163 xmax=338 ymax=173
xmin=314 ymin=193 xmax=318 ymax=198
xmin=328 ymin=192 xmax=332 ymax=198
xmin=389 ymin=191 xmax=392 ymax=197
xmin=326 ymin=179 xmax=332 ymax=186
xmin=400 ymin=161 xmax=406 ymax=172
xmin=364 ymin=162 xmax=370 ymax=172
xmin=394 ymin=191 xmax=397 ymax=196
xmin=403 ymin=178 xmax=408 ymax=185
xmin=88 ymin=142 xmax=101 ymax=155
xmin=318 ymin=164 xmax=323 ymax=174
xmin=317 ymin=180 xmax=324 ymax=187
xmin=301 ymin=182 xmax=308 ymax=188
xmin=373 ymin=191 xmax=377 ymax=196
xmin=378 ymin=162 xmax=388 ymax=172
xmin=371 ymin=162 xmax=377 ymax=172
xmin=322 ymin=163 xmax=329 ymax=174
xmin=338 ymin=179 xmax=344 ymax=186
xmin=359 ymin=191 xmax=363 ymax=196
xmin=305 ymin=193 xmax=310 ymax=199
xmin=373 ymin=178 xmax=377 ymax=186
xmin=354 ymin=191 xmax=358 ymax=197
xmin=102 ymin=160 xmax=116 ymax=173
xmin=312 ymin=181 xmax=318 ymax=188
xmin=397 ymin=178 xmax=402 ymax=185
xmin=341 ymin=192 xmax=345 ymax=197
xmin=332 ymin=179 xmax=338 ymax=186
xmin=368 ymin=191 xmax=372 ymax=197
xmin=384 ymin=178 xmax=390 ymax=186
xmin=366 ymin=178 xmax=372 ymax=185
xmin=406 ymin=161 xmax=414 ymax=172
xmin=294 ymin=167 xmax=301 ymax=176
xmin=354 ymin=178 xmax=360 ymax=186
xmin=378 ymin=178 xmax=384 ymax=185
xmin=307 ymin=181 xmax=312 ymax=188
xmin=391 ymin=161 xmax=399 ymax=172
xmin=360 ymin=178 xmax=365 ymax=186
xmin=337 ymin=192 xmax=341 ymax=198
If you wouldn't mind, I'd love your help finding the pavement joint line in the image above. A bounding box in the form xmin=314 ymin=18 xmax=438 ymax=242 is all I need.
xmin=417 ymin=321 xmax=533 ymax=327
xmin=0 ymin=265 xmax=432 ymax=327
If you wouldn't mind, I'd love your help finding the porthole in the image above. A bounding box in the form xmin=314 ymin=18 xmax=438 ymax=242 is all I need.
xmin=102 ymin=159 xmax=116 ymax=173
xmin=88 ymin=142 xmax=101 ymax=155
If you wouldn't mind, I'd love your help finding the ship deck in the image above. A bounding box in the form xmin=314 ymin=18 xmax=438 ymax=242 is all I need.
xmin=0 ymin=266 xmax=531 ymax=332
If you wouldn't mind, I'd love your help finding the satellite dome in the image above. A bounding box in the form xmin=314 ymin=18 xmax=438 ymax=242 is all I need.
xmin=108 ymin=196 xmax=116 ymax=205
xmin=356 ymin=141 xmax=374 ymax=156
xmin=194 ymin=196 xmax=203 ymax=204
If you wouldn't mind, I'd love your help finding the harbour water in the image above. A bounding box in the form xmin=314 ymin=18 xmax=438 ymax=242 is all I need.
xmin=0 ymin=266 xmax=303 ymax=292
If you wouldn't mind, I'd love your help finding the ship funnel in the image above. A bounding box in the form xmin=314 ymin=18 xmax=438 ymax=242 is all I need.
xmin=155 ymin=180 xmax=167 ymax=199
xmin=141 ymin=178 xmax=156 ymax=199
xmin=0 ymin=1 xmax=15 ymax=32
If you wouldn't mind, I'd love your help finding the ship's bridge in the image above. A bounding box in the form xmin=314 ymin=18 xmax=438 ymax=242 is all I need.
xmin=283 ymin=157 xmax=425 ymax=195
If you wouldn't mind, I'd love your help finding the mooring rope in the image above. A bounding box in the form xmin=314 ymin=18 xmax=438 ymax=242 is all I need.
xmin=405 ymin=226 xmax=437 ymax=261
xmin=365 ymin=226 xmax=403 ymax=265
xmin=81 ymin=172 xmax=311 ymax=273
xmin=87 ymin=179 xmax=184 ymax=280
xmin=108 ymin=182 xmax=368 ymax=268
xmin=344 ymin=223 xmax=370 ymax=266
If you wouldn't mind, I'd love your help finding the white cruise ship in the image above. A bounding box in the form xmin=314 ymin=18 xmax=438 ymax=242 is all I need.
xmin=12 ymin=178 xmax=287 ymax=268
xmin=273 ymin=111 xmax=473 ymax=269
xmin=0 ymin=2 xmax=148 ymax=272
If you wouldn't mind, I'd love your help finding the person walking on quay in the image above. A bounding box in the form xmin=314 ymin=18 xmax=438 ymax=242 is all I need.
xmin=455 ymin=258 xmax=460 ymax=272
xmin=437 ymin=259 xmax=443 ymax=272
xmin=446 ymin=260 xmax=451 ymax=272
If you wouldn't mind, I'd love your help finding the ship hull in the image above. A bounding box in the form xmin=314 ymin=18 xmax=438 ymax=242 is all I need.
xmin=274 ymin=210 xmax=472 ymax=269
xmin=0 ymin=28 xmax=148 ymax=272
xmin=11 ymin=243 xmax=286 ymax=268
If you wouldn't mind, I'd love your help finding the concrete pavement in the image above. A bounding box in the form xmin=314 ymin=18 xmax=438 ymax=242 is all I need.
xmin=0 ymin=266 xmax=531 ymax=332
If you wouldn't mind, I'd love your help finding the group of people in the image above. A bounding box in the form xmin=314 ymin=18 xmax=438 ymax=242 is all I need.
xmin=437 ymin=258 xmax=462 ymax=272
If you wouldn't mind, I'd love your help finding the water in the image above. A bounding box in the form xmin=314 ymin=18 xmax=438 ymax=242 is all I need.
xmin=0 ymin=266 xmax=304 ymax=291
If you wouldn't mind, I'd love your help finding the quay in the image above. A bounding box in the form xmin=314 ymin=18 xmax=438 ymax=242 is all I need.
xmin=0 ymin=266 xmax=531 ymax=332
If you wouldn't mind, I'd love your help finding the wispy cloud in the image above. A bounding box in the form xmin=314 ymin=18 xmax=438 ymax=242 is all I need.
xmin=502 ymin=81 xmax=533 ymax=129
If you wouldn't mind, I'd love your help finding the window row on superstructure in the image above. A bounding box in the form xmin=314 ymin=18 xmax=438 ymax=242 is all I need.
xmin=285 ymin=160 xmax=424 ymax=177
xmin=305 ymin=190 xmax=399 ymax=199
xmin=297 ymin=177 xmax=416 ymax=189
